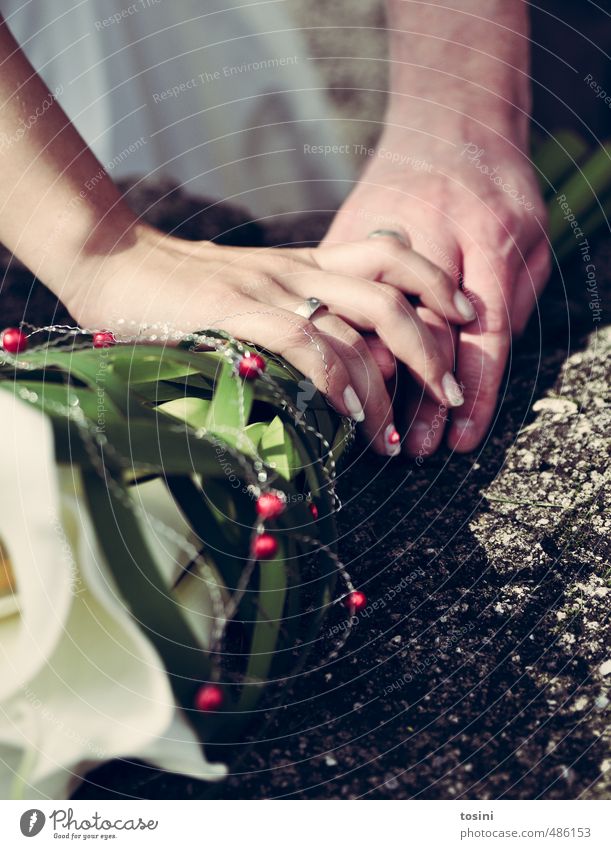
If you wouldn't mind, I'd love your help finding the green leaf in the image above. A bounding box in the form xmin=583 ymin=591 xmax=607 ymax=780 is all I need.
xmin=258 ymin=416 xmax=301 ymax=481
xmin=239 ymin=550 xmax=287 ymax=712
xmin=109 ymin=350 xmax=200 ymax=384
xmin=157 ymin=397 xmax=211 ymax=428
xmin=548 ymin=143 xmax=611 ymax=243
xmin=167 ymin=475 xmax=248 ymax=590
xmin=533 ymin=131 xmax=589 ymax=197
xmin=206 ymin=359 xmax=254 ymax=447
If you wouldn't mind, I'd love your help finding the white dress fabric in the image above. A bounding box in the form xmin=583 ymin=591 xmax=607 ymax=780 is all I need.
xmin=1 ymin=0 xmax=353 ymax=216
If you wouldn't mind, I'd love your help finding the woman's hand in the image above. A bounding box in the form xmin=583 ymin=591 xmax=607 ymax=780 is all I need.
xmin=66 ymin=224 xmax=475 ymax=456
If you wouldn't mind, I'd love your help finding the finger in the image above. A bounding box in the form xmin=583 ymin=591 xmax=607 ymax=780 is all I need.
xmin=213 ymin=297 xmax=365 ymax=422
xmin=313 ymin=313 xmax=400 ymax=456
xmin=315 ymin=238 xmax=476 ymax=324
xmin=363 ymin=334 xmax=396 ymax=382
xmin=447 ymin=251 xmax=515 ymax=453
xmin=392 ymin=236 xmax=462 ymax=457
xmin=511 ymin=238 xmax=552 ymax=337
xmin=402 ymin=309 xmax=457 ymax=458
xmin=285 ymin=274 xmax=465 ymax=410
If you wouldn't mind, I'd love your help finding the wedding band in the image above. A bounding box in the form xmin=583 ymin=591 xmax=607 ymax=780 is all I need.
xmin=294 ymin=297 xmax=325 ymax=320
xmin=367 ymin=228 xmax=411 ymax=248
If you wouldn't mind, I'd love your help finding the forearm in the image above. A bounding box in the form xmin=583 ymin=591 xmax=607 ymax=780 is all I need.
xmin=0 ymin=16 xmax=140 ymax=302
xmin=384 ymin=0 xmax=531 ymax=145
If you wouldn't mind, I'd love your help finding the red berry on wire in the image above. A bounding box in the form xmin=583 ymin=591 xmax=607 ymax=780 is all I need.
xmin=93 ymin=331 xmax=116 ymax=349
xmin=238 ymin=353 xmax=266 ymax=379
xmin=252 ymin=533 xmax=279 ymax=560
xmin=309 ymin=502 xmax=319 ymax=520
xmin=256 ymin=493 xmax=285 ymax=520
xmin=194 ymin=684 xmax=224 ymax=712
xmin=343 ymin=590 xmax=367 ymax=612
xmin=2 ymin=328 xmax=28 ymax=354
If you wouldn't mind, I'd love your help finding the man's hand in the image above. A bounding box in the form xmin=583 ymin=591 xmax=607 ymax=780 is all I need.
xmin=325 ymin=132 xmax=550 ymax=455
xmin=324 ymin=0 xmax=551 ymax=455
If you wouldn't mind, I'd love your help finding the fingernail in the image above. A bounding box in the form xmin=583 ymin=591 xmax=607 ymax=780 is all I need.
xmin=409 ymin=420 xmax=431 ymax=444
xmin=442 ymin=372 xmax=464 ymax=407
xmin=384 ymin=424 xmax=401 ymax=456
xmin=343 ymin=385 xmax=365 ymax=422
xmin=453 ymin=418 xmax=475 ymax=441
xmin=454 ymin=290 xmax=476 ymax=321
xmin=405 ymin=420 xmax=431 ymax=454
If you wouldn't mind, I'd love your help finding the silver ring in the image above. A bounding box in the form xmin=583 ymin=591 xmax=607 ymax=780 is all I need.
xmin=294 ymin=297 xmax=325 ymax=320
xmin=367 ymin=228 xmax=411 ymax=248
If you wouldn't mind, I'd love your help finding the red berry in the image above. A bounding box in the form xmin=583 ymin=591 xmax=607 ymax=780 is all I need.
xmin=238 ymin=353 xmax=266 ymax=379
xmin=252 ymin=533 xmax=278 ymax=560
xmin=194 ymin=684 xmax=224 ymax=712
xmin=2 ymin=328 xmax=28 ymax=354
xmin=93 ymin=331 xmax=116 ymax=349
xmin=256 ymin=493 xmax=285 ymax=520
xmin=343 ymin=590 xmax=367 ymax=612
xmin=309 ymin=502 xmax=319 ymax=520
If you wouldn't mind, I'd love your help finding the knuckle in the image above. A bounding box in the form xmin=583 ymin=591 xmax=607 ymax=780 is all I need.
xmin=338 ymin=329 xmax=369 ymax=361
xmin=239 ymin=273 xmax=273 ymax=298
xmin=429 ymin=267 xmax=453 ymax=294
xmin=280 ymin=317 xmax=315 ymax=350
xmin=212 ymin=288 xmax=243 ymax=314
xmin=494 ymin=206 xmax=521 ymax=232
xmin=466 ymin=378 xmax=500 ymax=407
xmin=274 ymin=255 xmax=309 ymax=279
xmin=374 ymin=286 xmax=408 ymax=321
xmin=485 ymin=314 xmax=511 ymax=335
xmin=381 ymin=238 xmax=405 ymax=259
xmin=484 ymin=212 xmax=523 ymax=248
xmin=422 ymin=345 xmax=446 ymax=376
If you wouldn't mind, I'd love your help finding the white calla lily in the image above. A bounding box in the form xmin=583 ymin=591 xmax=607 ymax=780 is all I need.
xmin=0 ymin=389 xmax=226 ymax=799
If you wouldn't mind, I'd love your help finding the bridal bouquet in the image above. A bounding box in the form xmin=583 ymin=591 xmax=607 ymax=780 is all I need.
xmin=0 ymin=330 xmax=354 ymax=798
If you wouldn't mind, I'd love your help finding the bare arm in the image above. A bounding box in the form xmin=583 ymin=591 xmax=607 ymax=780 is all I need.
xmin=384 ymin=0 xmax=531 ymax=146
xmin=326 ymin=1 xmax=549 ymax=456
xmin=0 ymin=15 xmax=139 ymax=303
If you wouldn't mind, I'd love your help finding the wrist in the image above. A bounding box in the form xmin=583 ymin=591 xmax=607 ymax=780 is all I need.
xmin=61 ymin=221 xmax=218 ymax=328
xmin=57 ymin=212 xmax=177 ymax=322
xmin=379 ymin=106 xmax=530 ymax=163
xmin=30 ymin=175 xmax=143 ymax=292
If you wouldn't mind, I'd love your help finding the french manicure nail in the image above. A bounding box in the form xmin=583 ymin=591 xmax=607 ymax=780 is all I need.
xmin=343 ymin=385 xmax=365 ymax=422
xmin=384 ymin=424 xmax=401 ymax=456
xmin=442 ymin=372 xmax=464 ymax=408
xmin=454 ymin=290 xmax=476 ymax=321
